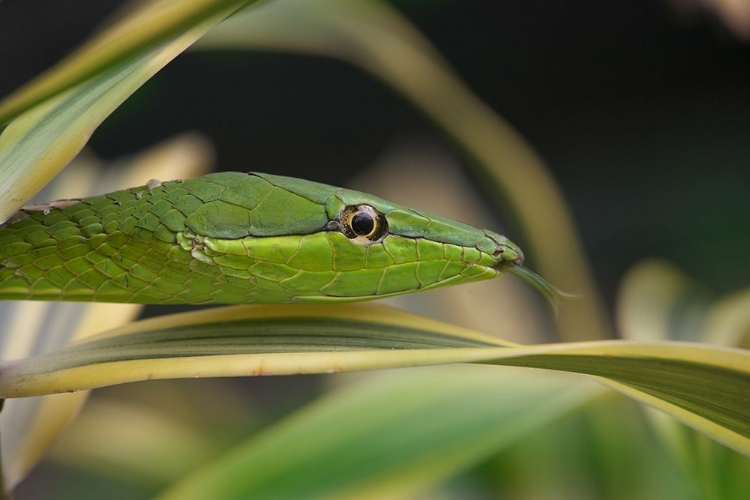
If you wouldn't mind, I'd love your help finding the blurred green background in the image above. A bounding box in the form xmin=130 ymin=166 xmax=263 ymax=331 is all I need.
xmin=1 ymin=1 xmax=748 ymax=498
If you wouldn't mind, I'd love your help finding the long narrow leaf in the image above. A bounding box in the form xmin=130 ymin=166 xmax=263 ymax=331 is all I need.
xmin=0 ymin=134 xmax=213 ymax=489
xmin=157 ymin=366 xmax=602 ymax=500
xmin=615 ymin=259 xmax=750 ymax=496
xmin=0 ymin=0 xmax=253 ymax=125
xmin=0 ymin=0 xmax=255 ymax=222
xmin=0 ymin=304 xmax=746 ymax=454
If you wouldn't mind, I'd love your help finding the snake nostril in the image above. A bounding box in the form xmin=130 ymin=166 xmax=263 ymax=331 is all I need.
xmin=492 ymin=242 xmax=524 ymax=265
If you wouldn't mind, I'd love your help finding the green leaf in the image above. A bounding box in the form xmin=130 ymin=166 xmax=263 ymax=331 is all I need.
xmin=0 ymin=0 xmax=253 ymax=125
xmin=1 ymin=304 xmax=746 ymax=455
xmin=616 ymin=259 xmax=750 ymax=497
xmin=157 ymin=366 xmax=602 ymax=500
xmin=47 ymin=398 xmax=226 ymax=488
xmin=617 ymin=259 xmax=714 ymax=343
xmin=0 ymin=0 xmax=255 ymax=223
xmin=0 ymin=136 xmax=213 ymax=490
xmin=613 ymin=260 xmax=750 ymax=348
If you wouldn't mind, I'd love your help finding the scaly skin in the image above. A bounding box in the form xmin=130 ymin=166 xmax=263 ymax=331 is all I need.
xmin=0 ymin=172 xmax=528 ymax=304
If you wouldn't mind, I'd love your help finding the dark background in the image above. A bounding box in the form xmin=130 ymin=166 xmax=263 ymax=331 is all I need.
xmin=1 ymin=0 xmax=749 ymax=306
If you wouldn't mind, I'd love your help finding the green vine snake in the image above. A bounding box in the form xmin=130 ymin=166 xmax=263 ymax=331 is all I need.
xmin=0 ymin=172 xmax=557 ymax=305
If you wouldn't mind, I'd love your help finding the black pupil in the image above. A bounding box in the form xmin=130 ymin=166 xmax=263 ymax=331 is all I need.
xmin=351 ymin=212 xmax=375 ymax=236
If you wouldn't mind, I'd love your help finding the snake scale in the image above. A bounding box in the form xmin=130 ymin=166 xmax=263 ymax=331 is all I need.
xmin=0 ymin=172 xmax=554 ymax=305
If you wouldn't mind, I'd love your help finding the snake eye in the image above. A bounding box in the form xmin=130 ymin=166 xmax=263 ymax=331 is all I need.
xmin=351 ymin=212 xmax=375 ymax=236
xmin=340 ymin=205 xmax=388 ymax=245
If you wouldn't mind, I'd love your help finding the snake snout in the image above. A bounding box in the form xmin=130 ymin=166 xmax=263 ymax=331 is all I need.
xmin=485 ymin=233 xmax=524 ymax=267
xmin=497 ymin=240 xmax=524 ymax=266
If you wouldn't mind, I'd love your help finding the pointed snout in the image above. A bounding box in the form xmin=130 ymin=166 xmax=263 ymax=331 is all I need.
xmin=496 ymin=239 xmax=524 ymax=266
xmin=482 ymin=231 xmax=525 ymax=267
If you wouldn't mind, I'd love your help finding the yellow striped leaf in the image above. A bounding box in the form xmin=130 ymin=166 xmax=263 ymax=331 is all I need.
xmin=1 ymin=304 xmax=746 ymax=455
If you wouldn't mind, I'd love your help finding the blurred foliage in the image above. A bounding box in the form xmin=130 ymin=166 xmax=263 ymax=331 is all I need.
xmin=0 ymin=134 xmax=213 ymax=490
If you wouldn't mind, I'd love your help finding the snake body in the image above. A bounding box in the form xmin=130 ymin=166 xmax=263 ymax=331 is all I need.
xmin=0 ymin=172 xmax=534 ymax=304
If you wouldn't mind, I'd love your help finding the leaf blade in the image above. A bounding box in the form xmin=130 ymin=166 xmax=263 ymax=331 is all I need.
xmin=0 ymin=304 xmax=746 ymax=454
xmin=0 ymin=135 xmax=213 ymax=489
xmin=0 ymin=0 xmax=255 ymax=222
xmin=156 ymin=366 xmax=602 ymax=500
xmin=0 ymin=0 xmax=252 ymax=125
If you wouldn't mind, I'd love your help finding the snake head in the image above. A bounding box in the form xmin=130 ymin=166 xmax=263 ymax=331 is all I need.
xmin=170 ymin=171 xmax=564 ymax=306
